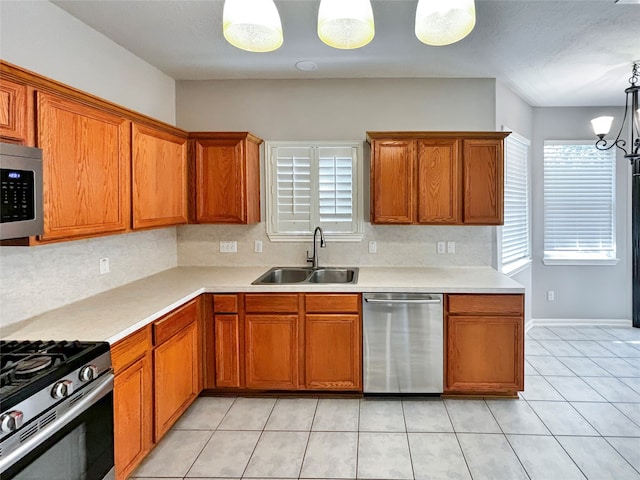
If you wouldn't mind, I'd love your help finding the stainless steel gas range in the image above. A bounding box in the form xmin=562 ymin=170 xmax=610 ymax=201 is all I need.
xmin=0 ymin=340 xmax=114 ymax=480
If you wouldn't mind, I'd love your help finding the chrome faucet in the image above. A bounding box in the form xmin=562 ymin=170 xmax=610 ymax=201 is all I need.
xmin=306 ymin=226 xmax=326 ymax=269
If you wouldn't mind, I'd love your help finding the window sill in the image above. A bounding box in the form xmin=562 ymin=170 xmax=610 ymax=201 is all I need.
xmin=543 ymin=257 xmax=619 ymax=266
xmin=501 ymin=258 xmax=532 ymax=276
xmin=266 ymin=233 xmax=364 ymax=243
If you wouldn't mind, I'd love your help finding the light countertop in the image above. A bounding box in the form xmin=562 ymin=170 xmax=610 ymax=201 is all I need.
xmin=1 ymin=266 xmax=523 ymax=344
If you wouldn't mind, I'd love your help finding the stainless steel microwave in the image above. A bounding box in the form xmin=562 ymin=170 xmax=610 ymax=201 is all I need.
xmin=0 ymin=143 xmax=44 ymax=240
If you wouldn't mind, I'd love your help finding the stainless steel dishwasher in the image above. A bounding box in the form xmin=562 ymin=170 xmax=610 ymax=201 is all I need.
xmin=363 ymin=293 xmax=443 ymax=393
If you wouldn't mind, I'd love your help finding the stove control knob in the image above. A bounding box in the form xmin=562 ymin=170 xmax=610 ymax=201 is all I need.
xmin=0 ymin=411 xmax=24 ymax=433
xmin=79 ymin=365 xmax=99 ymax=382
xmin=51 ymin=380 xmax=74 ymax=399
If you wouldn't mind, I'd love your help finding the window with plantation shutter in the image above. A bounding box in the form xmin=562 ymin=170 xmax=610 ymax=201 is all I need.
xmin=500 ymin=132 xmax=530 ymax=273
xmin=266 ymin=141 xmax=363 ymax=241
xmin=543 ymin=141 xmax=617 ymax=264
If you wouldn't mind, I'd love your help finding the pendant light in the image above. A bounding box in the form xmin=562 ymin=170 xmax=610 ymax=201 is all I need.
xmin=223 ymin=0 xmax=283 ymax=53
xmin=415 ymin=0 xmax=476 ymax=46
xmin=318 ymin=0 xmax=375 ymax=50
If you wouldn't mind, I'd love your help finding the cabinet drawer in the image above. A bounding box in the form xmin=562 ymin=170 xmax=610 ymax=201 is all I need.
xmin=214 ymin=294 xmax=238 ymax=313
xmin=111 ymin=326 xmax=151 ymax=374
xmin=305 ymin=294 xmax=360 ymax=313
xmin=447 ymin=294 xmax=523 ymax=315
xmin=245 ymin=294 xmax=299 ymax=313
xmin=154 ymin=299 xmax=198 ymax=345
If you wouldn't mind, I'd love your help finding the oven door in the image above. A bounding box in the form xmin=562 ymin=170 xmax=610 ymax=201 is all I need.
xmin=2 ymin=374 xmax=114 ymax=480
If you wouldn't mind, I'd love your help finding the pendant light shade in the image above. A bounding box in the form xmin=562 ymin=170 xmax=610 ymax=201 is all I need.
xmin=415 ymin=0 xmax=476 ymax=46
xmin=318 ymin=0 xmax=375 ymax=50
xmin=591 ymin=116 xmax=614 ymax=138
xmin=223 ymin=0 xmax=283 ymax=52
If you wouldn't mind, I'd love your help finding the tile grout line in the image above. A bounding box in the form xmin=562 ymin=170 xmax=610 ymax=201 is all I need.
xmin=399 ymin=398 xmax=416 ymax=480
xmin=442 ymin=399 xmax=475 ymax=480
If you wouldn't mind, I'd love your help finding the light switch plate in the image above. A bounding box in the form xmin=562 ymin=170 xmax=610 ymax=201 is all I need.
xmin=220 ymin=241 xmax=237 ymax=253
xmin=255 ymin=240 xmax=263 ymax=253
xmin=368 ymin=241 xmax=377 ymax=254
xmin=447 ymin=241 xmax=456 ymax=254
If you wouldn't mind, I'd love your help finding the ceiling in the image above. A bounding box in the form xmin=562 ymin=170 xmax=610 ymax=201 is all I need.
xmin=51 ymin=0 xmax=639 ymax=107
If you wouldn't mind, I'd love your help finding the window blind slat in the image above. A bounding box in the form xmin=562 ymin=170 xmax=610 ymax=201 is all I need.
xmin=501 ymin=134 xmax=530 ymax=270
xmin=543 ymin=142 xmax=616 ymax=258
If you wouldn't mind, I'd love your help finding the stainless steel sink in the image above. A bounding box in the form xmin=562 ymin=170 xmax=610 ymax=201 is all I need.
xmin=307 ymin=268 xmax=356 ymax=284
xmin=252 ymin=267 xmax=358 ymax=285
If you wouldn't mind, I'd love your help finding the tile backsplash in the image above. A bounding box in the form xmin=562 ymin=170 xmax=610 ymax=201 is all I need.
xmin=0 ymin=228 xmax=177 ymax=328
xmin=177 ymin=223 xmax=494 ymax=268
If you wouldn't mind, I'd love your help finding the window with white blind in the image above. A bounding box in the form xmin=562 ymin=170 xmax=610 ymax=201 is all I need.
xmin=543 ymin=141 xmax=617 ymax=265
xmin=266 ymin=141 xmax=363 ymax=241
xmin=500 ymin=131 xmax=530 ymax=273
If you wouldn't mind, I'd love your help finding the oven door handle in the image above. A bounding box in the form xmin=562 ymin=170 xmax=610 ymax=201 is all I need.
xmin=0 ymin=373 xmax=114 ymax=475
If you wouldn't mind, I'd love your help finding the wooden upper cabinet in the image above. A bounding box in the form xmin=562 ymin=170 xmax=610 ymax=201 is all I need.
xmin=192 ymin=132 xmax=262 ymax=224
xmin=0 ymin=78 xmax=28 ymax=143
xmin=132 ymin=124 xmax=188 ymax=229
xmin=417 ymin=139 xmax=461 ymax=224
xmin=370 ymin=139 xmax=415 ymax=224
xmin=462 ymin=139 xmax=504 ymax=225
xmin=37 ymin=92 xmax=130 ymax=240
xmin=368 ymin=132 xmax=508 ymax=226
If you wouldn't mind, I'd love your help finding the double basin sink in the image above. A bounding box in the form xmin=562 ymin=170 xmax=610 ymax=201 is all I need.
xmin=252 ymin=267 xmax=358 ymax=285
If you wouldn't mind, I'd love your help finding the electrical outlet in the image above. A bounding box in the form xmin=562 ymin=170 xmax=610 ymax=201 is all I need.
xmin=447 ymin=241 xmax=456 ymax=254
xmin=437 ymin=241 xmax=446 ymax=254
xmin=220 ymin=241 xmax=237 ymax=253
xmin=368 ymin=241 xmax=377 ymax=254
xmin=547 ymin=290 xmax=555 ymax=301
xmin=254 ymin=240 xmax=263 ymax=253
xmin=99 ymin=257 xmax=110 ymax=275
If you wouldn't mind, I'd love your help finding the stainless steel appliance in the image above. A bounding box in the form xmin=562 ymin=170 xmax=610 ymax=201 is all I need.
xmin=363 ymin=293 xmax=444 ymax=393
xmin=0 ymin=143 xmax=44 ymax=240
xmin=0 ymin=341 xmax=114 ymax=480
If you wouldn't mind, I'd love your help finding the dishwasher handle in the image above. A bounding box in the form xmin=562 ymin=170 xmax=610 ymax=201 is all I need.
xmin=364 ymin=296 xmax=442 ymax=305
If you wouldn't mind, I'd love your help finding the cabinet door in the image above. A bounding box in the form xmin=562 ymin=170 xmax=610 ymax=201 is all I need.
xmin=154 ymin=319 xmax=200 ymax=440
xmin=214 ymin=314 xmax=243 ymax=388
xmin=305 ymin=314 xmax=361 ymax=390
xmin=37 ymin=92 xmax=130 ymax=240
xmin=245 ymin=315 xmax=298 ymax=389
xmin=416 ymin=139 xmax=461 ymax=224
xmin=462 ymin=139 xmax=504 ymax=225
xmin=113 ymin=353 xmax=152 ymax=480
xmin=371 ymin=139 xmax=415 ymax=224
xmin=0 ymin=78 xmax=27 ymax=143
xmin=445 ymin=315 xmax=524 ymax=394
xmin=132 ymin=124 xmax=188 ymax=229
xmin=194 ymin=138 xmax=248 ymax=223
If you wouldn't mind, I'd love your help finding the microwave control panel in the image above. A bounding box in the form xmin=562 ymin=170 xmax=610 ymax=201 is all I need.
xmin=1 ymin=168 xmax=35 ymax=223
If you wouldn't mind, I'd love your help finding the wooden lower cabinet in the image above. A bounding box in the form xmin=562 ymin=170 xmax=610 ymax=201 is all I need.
xmin=111 ymin=326 xmax=153 ymax=480
xmin=205 ymin=293 xmax=362 ymax=392
xmin=444 ymin=294 xmax=524 ymax=396
xmin=245 ymin=314 xmax=299 ymax=389
xmin=305 ymin=314 xmax=361 ymax=390
xmin=113 ymin=353 xmax=152 ymax=480
xmin=153 ymin=300 xmax=201 ymax=440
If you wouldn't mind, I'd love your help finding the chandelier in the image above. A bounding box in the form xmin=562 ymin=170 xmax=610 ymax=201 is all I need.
xmin=222 ymin=0 xmax=476 ymax=52
xmin=591 ymin=62 xmax=640 ymax=162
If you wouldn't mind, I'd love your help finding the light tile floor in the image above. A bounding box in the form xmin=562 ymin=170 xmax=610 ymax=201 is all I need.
xmin=131 ymin=326 xmax=640 ymax=480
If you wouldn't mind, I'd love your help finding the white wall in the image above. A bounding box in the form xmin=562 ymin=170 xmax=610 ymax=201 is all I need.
xmin=176 ymin=78 xmax=498 ymax=268
xmin=495 ymin=81 xmax=534 ymax=326
xmin=0 ymin=0 xmax=176 ymax=124
xmin=531 ymin=107 xmax=631 ymax=323
xmin=0 ymin=1 xmax=179 ymax=328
